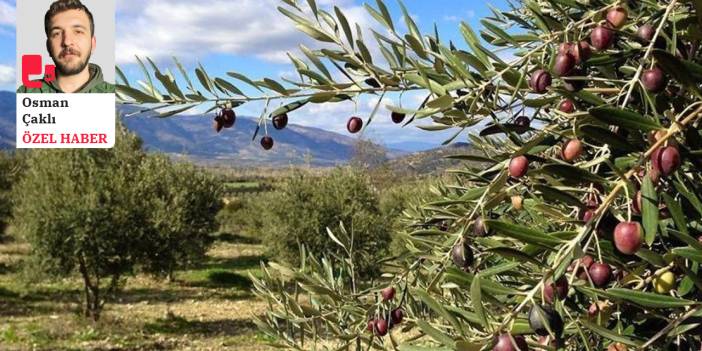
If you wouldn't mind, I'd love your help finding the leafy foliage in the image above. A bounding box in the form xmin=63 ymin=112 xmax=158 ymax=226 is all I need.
xmin=135 ymin=155 xmax=223 ymax=279
xmin=253 ymin=167 xmax=391 ymax=277
xmin=0 ymin=151 xmax=23 ymax=239
xmin=12 ymin=123 xmax=222 ymax=320
xmin=118 ymin=0 xmax=702 ymax=349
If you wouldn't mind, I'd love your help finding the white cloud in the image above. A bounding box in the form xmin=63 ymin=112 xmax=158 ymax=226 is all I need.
xmin=0 ymin=64 xmax=14 ymax=85
xmin=115 ymin=0 xmax=373 ymax=65
xmin=0 ymin=1 xmax=14 ymax=26
xmin=444 ymin=10 xmax=475 ymax=22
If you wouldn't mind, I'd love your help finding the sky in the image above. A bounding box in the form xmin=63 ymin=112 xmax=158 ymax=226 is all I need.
xmin=0 ymin=0 xmax=511 ymax=149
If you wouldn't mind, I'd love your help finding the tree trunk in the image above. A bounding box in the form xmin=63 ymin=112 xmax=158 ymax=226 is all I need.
xmin=78 ymin=254 xmax=101 ymax=321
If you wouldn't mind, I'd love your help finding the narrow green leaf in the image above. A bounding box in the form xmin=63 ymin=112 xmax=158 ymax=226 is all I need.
xmin=471 ymin=273 xmax=488 ymax=330
xmin=484 ymin=220 xmax=563 ymax=248
xmin=540 ymin=164 xmax=606 ymax=185
xmin=642 ymin=175 xmax=658 ymax=246
xmin=485 ymin=247 xmax=545 ymax=267
xmin=135 ymin=56 xmax=156 ymax=96
xmin=115 ymin=84 xmax=161 ymax=103
xmin=334 ymin=6 xmax=354 ymax=48
xmin=195 ymin=67 xmax=214 ymax=94
xmin=652 ymin=49 xmax=702 ymax=97
xmin=415 ymin=320 xmax=455 ymax=347
xmin=668 ymin=230 xmax=702 ymax=251
xmin=154 ymin=71 xmax=185 ymax=100
xmin=300 ymin=44 xmax=331 ymax=80
xmin=262 ymin=78 xmax=289 ymax=95
xmin=156 ymin=104 xmax=197 ymax=118
xmin=480 ymin=19 xmax=517 ymax=46
xmin=662 ymin=194 xmax=688 ymax=235
xmin=376 ymin=0 xmax=394 ymax=31
xmin=672 ymin=247 xmax=702 ymax=264
xmin=579 ymin=320 xmax=643 ymax=346
xmin=172 ymin=56 xmax=195 ymax=93
xmin=404 ymin=73 xmax=447 ymax=96
xmin=364 ymin=4 xmax=391 ymax=30
xmin=306 ymin=0 xmax=318 ymax=18
xmin=532 ymin=184 xmax=583 ymax=208
xmin=295 ymin=23 xmax=335 ymax=43
xmin=597 ymin=287 xmax=696 ymax=308
xmin=426 ymin=95 xmax=455 ymax=109
xmin=214 ymin=78 xmax=245 ymax=96
xmin=579 ymin=125 xmax=637 ymax=153
xmin=227 ymin=71 xmax=263 ymax=92
xmin=459 ymin=22 xmax=490 ymax=67
xmin=268 ymin=99 xmax=309 ymax=117
xmin=115 ymin=66 xmax=130 ymax=87
xmin=398 ymin=1 xmax=421 ymax=41
xmin=674 ymin=181 xmax=702 ymax=217
xmin=414 ymin=288 xmax=464 ymax=336
xmin=445 ymin=268 xmax=521 ymax=296
xmin=405 ymin=34 xmax=427 ymax=59
xmin=589 ymin=106 xmax=660 ymax=132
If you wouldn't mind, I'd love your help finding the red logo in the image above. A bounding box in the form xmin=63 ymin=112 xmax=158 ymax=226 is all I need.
xmin=22 ymin=55 xmax=55 ymax=88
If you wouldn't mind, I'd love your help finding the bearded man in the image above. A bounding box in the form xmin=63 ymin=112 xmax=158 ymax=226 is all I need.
xmin=18 ymin=0 xmax=113 ymax=93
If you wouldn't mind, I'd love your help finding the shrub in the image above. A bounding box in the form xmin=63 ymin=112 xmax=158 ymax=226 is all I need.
xmin=258 ymin=167 xmax=391 ymax=277
xmin=137 ymin=156 xmax=222 ymax=280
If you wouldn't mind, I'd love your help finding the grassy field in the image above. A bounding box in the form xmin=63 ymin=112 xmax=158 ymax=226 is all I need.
xmin=0 ymin=233 xmax=276 ymax=351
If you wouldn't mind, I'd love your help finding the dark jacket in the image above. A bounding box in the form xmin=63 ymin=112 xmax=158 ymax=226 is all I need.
xmin=17 ymin=63 xmax=114 ymax=93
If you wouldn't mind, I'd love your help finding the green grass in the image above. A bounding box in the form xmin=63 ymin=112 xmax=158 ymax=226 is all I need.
xmin=0 ymin=239 xmax=273 ymax=351
xmin=224 ymin=182 xmax=260 ymax=190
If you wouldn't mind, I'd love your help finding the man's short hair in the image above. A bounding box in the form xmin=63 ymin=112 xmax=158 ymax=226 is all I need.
xmin=44 ymin=0 xmax=95 ymax=37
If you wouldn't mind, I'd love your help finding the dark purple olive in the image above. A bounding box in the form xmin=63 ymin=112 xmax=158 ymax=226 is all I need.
xmin=272 ymin=113 xmax=288 ymax=130
xmin=641 ymin=67 xmax=666 ymax=93
xmin=530 ymin=69 xmax=552 ymax=94
xmin=514 ymin=116 xmax=531 ymax=128
xmin=554 ymin=53 xmax=575 ymax=77
xmin=493 ymin=333 xmax=528 ymax=351
xmin=651 ymin=145 xmax=681 ymax=176
xmin=528 ymin=304 xmax=564 ymax=337
xmin=391 ymin=112 xmax=406 ymax=124
xmin=260 ymin=136 xmax=274 ymax=150
xmin=558 ymin=99 xmax=575 ymax=113
xmin=451 ymin=240 xmax=474 ymax=270
xmin=221 ymin=108 xmax=236 ymax=128
xmin=213 ymin=114 xmax=224 ymax=133
xmin=347 ymin=116 xmax=363 ymax=134
xmin=636 ymin=24 xmax=655 ymax=43
xmin=591 ymin=26 xmax=615 ymax=51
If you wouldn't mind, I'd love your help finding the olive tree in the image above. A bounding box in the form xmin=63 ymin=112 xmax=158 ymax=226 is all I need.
xmin=117 ymin=0 xmax=702 ymax=349
xmin=13 ymin=126 xmax=147 ymax=320
xmin=13 ymin=125 xmax=222 ymax=320
xmin=0 ymin=151 xmax=23 ymax=239
xmin=137 ymin=155 xmax=223 ymax=280
xmin=255 ymin=167 xmax=391 ymax=277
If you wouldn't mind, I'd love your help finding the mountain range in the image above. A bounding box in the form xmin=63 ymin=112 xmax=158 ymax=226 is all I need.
xmin=0 ymin=91 xmax=470 ymax=168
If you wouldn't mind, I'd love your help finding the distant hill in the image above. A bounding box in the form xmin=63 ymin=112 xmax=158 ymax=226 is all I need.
xmin=382 ymin=142 xmax=483 ymax=176
xmin=0 ymin=92 xmax=404 ymax=166
xmin=0 ymin=91 xmax=15 ymax=149
xmin=118 ymin=104 xmax=363 ymax=167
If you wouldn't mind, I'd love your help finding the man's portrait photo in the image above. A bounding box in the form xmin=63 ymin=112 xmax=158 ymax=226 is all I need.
xmin=17 ymin=0 xmax=114 ymax=93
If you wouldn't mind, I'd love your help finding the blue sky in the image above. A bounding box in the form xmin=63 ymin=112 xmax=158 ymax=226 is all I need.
xmin=0 ymin=0 xmax=511 ymax=149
